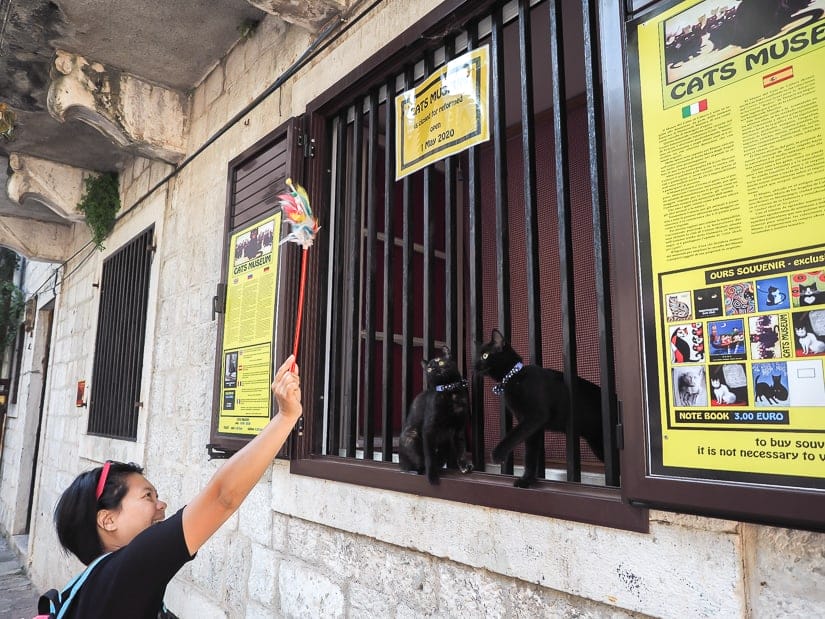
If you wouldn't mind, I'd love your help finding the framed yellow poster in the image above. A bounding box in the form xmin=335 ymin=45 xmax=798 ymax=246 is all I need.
xmin=628 ymin=0 xmax=825 ymax=489
xmin=217 ymin=212 xmax=282 ymax=435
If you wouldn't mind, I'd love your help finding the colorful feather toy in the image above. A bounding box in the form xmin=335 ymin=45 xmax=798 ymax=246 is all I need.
xmin=276 ymin=178 xmax=320 ymax=369
xmin=278 ymin=178 xmax=320 ymax=249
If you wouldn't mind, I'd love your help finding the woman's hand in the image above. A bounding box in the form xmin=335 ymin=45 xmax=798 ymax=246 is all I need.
xmin=271 ymin=355 xmax=302 ymax=422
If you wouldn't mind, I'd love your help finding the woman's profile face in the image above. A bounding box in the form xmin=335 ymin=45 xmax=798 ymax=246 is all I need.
xmin=107 ymin=473 xmax=167 ymax=548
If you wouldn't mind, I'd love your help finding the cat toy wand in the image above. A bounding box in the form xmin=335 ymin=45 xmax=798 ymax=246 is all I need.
xmin=277 ymin=178 xmax=320 ymax=371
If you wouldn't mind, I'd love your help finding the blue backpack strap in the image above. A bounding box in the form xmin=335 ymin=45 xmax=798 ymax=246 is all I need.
xmin=55 ymin=552 xmax=111 ymax=618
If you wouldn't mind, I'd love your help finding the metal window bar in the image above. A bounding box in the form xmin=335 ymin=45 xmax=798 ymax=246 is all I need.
xmin=518 ymin=0 xmax=544 ymax=475
xmin=400 ymin=65 xmax=415 ymax=429
xmin=323 ymin=0 xmax=617 ymax=484
xmin=381 ymin=75 xmax=397 ymax=461
xmin=490 ymin=5 xmax=515 ymax=475
xmin=325 ymin=111 xmax=348 ymax=456
xmin=466 ymin=22 xmax=487 ymax=474
xmin=580 ymin=0 xmax=620 ymax=486
xmin=362 ymin=91 xmax=379 ymax=460
xmin=346 ymin=100 xmax=365 ymax=458
xmin=88 ymin=227 xmax=154 ymax=440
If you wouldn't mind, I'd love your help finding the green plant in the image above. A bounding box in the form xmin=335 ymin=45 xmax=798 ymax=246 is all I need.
xmin=77 ymin=172 xmax=120 ymax=249
xmin=0 ymin=248 xmax=23 ymax=349
xmin=0 ymin=103 xmax=15 ymax=141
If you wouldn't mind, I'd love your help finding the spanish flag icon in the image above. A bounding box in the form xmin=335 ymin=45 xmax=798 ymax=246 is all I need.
xmin=763 ymin=66 xmax=793 ymax=88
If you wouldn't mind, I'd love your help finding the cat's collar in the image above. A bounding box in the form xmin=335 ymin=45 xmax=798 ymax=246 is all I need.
xmin=492 ymin=362 xmax=524 ymax=395
xmin=436 ymin=379 xmax=468 ymax=392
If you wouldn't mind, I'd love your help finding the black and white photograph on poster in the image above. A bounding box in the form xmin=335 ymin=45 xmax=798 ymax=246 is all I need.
xmin=223 ymin=390 xmax=236 ymax=410
xmin=224 ymin=351 xmax=238 ymax=388
xmin=786 ymin=359 xmax=825 ymax=406
xmin=792 ymin=310 xmax=825 ymax=356
xmin=694 ymin=286 xmax=723 ymax=318
xmin=233 ymin=220 xmax=275 ymax=266
xmin=708 ymin=318 xmax=747 ymax=361
xmin=709 ymin=363 xmax=748 ymax=406
xmin=663 ymin=0 xmax=825 ymax=82
xmin=670 ymin=323 xmax=705 ymax=363
xmin=752 ymin=361 xmax=790 ymax=406
xmin=756 ymin=275 xmax=790 ymax=311
xmin=673 ymin=365 xmax=708 ymax=407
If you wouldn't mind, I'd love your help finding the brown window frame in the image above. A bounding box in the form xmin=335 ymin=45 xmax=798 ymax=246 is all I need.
xmin=288 ymin=0 xmax=648 ymax=532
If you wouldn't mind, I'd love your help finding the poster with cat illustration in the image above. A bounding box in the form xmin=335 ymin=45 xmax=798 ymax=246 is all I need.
xmin=669 ymin=323 xmax=704 ymax=363
xmin=672 ymin=366 xmax=707 ymax=407
xmin=748 ymin=313 xmax=790 ymax=360
xmin=708 ymin=318 xmax=746 ymax=361
xmin=791 ymin=271 xmax=825 ymax=308
xmin=693 ymin=286 xmax=723 ymax=318
xmin=792 ymin=310 xmax=825 ymax=357
xmin=630 ymin=0 xmax=825 ymax=496
xmin=665 ymin=291 xmax=693 ymax=321
xmin=752 ymin=361 xmax=790 ymax=407
xmin=756 ymin=276 xmax=790 ymax=311
xmin=723 ymin=281 xmax=755 ymax=315
xmin=709 ymin=363 xmax=748 ymax=406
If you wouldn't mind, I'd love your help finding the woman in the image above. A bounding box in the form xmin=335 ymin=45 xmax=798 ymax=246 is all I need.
xmin=51 ymin=356 xmax=302 ymax=618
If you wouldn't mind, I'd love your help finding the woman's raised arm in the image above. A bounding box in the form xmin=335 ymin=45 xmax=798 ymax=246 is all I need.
xmin=181 ymin=356 xmax=302 ymax=554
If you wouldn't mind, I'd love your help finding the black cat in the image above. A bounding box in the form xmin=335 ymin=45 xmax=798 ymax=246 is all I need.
xmin=755 ymin=375 xmax=788 ymax=404
xmin=399 ymin=346 xmax=473 ymax=484
xmin=475 ymin=329 xmax=605 ymax=488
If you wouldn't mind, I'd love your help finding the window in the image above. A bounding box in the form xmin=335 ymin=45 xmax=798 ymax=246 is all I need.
xmin=88 ymin=226 xmax=154 ymax=440
xmin=293 ymin=0 xmax=645 ymax=531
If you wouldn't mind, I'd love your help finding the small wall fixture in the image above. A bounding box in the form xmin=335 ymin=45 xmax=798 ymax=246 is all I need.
xmin=76 ymin=380 xmax=87 ymax=407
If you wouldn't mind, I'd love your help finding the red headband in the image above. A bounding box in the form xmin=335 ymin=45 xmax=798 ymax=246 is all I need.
xmin=95 ymin=461 xmax=111 ymax=500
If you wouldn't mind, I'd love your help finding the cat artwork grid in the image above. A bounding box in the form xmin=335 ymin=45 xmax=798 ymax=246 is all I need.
xmin=398 ymin=347 xmax=473 ymax=484
xmin=475 ymin=329 xmax=606 ymax=488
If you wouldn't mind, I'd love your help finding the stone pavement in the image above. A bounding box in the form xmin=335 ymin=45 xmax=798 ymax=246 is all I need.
xmin=0 ymin=535 xmax=39 ymax=619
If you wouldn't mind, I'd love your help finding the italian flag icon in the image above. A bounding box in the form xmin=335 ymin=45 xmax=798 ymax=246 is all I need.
xmin=681 ymin=99 xmax=708 ymax=118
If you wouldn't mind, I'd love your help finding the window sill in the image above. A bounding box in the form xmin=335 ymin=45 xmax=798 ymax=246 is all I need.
xmin=290 ymin=455 xmax=648 ymax=532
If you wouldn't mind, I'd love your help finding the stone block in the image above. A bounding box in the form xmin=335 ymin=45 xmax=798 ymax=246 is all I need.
xmin=247 ymin=544 xmax=278 ymax=606
xmin=278 ymin=560 xmax=344 ymax=617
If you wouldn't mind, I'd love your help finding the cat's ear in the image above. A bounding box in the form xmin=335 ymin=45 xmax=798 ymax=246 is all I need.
xmin=492 ymin=329 xmax=505 ymax=345
xmin=441 ymin=345 xmax=451 ymax=358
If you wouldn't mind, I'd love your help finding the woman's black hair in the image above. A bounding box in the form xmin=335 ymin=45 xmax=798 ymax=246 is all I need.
xmin=54 ymin=461 xmax=144 ymax=565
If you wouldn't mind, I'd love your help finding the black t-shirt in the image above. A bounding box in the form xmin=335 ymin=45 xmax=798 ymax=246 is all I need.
xmin=65 ymin=507 xmax=195 ymax=618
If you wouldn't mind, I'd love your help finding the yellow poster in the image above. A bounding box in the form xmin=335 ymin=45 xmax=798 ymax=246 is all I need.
xmin=395 ymin=46 xmax=490 ymax=179
xmin=631 ymin=0 xmax=825 ymax=485
xmin=218 ymin=212 xmax=281 ymax=435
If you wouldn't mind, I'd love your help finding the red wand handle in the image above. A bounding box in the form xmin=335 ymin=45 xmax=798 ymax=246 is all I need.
xmin=291 ymin=247 xmax=309 ymax=370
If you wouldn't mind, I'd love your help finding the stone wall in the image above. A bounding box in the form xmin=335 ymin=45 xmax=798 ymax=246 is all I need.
xmin=2 ymin=0 xmax=824 ymax=617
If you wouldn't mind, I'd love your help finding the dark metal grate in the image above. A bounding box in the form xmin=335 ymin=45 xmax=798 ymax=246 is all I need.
xmin=88 ymin=227 xmax=154 ymax=440
xmin=321 ymin=0 xmax=619 ymax=486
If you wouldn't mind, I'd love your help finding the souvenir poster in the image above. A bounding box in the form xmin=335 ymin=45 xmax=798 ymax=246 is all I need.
xmin=628 ymin=0 xmax=825 ymax=488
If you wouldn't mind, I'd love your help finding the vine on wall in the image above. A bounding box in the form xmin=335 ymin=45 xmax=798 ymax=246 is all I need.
xmin=77 ymin=172 xmax=121 ymax=249
xmin=0 ymin=248 xmax=23 ymax=349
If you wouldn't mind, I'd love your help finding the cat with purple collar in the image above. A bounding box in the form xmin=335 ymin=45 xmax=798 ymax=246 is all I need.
xmin=475 ymin=329 xmax=606 ymax=488
xmin=399 ymin=346 xmax=473 ymax=484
